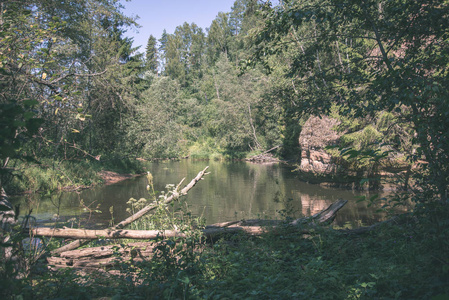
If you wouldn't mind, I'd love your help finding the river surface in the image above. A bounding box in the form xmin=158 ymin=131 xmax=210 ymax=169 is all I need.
xmin=11 ymin=160 xmax=408 ymax=228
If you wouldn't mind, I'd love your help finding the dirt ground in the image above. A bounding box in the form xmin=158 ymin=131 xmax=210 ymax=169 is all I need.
xmin=99 ymin=171 xmax=143 ymax=185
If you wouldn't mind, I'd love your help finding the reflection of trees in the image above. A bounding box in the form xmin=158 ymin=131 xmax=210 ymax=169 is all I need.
xmin=300 ymin=194 xmax=329 ymax=216
xmin=11 ymin=161 xmax=408 ymax=228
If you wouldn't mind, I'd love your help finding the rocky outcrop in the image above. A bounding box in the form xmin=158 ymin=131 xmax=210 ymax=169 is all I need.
xmin=298 ymin=116 xmax=342 ymax=174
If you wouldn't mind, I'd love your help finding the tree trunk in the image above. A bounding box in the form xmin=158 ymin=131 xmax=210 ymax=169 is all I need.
xmin=47 ymin=241 xmax=156 ymax=271
xmin=32 ymin=199 xmax=348 ymax=241
xmin=41 ymin=199 xmax=348 ymax=272
xmin=0 ymin=188 xmax=16 ymax=261
xmin=41 ymin=199 xmax=347 ymax=272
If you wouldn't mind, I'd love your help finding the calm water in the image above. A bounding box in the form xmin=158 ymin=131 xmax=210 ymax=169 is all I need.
xmin=11 ymin=160 xmax=408 ymax=228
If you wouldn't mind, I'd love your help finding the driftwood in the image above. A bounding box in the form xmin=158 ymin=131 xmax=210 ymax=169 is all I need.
xmin=50 ymin=166 xmax=210 ymax=254
xmin=245 ymin=145 xmax=282 ymax=162
xmin=42 ymin=199 xmax=348 ymax=271
xmin=32 ymin=199 xmax=348 ymax=241
xmin=32 ymin=228 xmax=188 ymax=240
xmin=47 ymin=242 xmax=156 ymax=271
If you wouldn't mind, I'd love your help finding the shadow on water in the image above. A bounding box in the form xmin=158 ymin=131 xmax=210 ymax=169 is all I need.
xmin=11 ymin=160 xmax=412 ymax=228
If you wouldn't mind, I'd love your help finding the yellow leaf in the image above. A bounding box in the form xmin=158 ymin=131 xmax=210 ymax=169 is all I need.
xmin=72 ymin=129 xmax=80 ymax=133
xmin=42 ymin=72 xmax=47 ymax=80
xmin=55 ymin=108 xmax=59 ymax=115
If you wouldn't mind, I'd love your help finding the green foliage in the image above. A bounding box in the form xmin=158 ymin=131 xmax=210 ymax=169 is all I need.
xmin=10 ymin=204 xmax=449 ymax=299
xmin=145 ymin=34 xmax=158 ymax=73
xmin=125 ymin=76 xmax=187 ymax=158
xmin=254 ymin=0 xmax=449 ymax=202
xmin=3 ymin=155 xmax=143 ymax=194
xmin=0 ymin=0 xmax=142 ymax=194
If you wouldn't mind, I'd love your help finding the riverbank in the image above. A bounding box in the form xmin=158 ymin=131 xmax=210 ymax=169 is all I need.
xmin=5 ymin=156 xmax=146 ymax=195
xmin=9 ymin=203 xmax=449 ymax=299
xmin=98 ymin=170 xmax=144 ymax=186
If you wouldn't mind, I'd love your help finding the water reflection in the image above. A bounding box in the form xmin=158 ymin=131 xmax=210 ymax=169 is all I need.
xmin=11 ymin=160 xmax=411 ymax=228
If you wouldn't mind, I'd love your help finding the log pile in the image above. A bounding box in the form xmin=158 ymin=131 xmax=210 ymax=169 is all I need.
xmin=245 ymin=145 xmax=281 ymax=163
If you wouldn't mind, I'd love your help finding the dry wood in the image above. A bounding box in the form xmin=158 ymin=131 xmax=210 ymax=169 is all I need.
xmin=245 ymin=145 xmax=281 ymax=162
xmin=33 ymin=225 xmax=265 ymax=240
xmin=35 ymin=199 xmax=348 ymax=242
xmin=50 ymin=166 xmax=210 ymax=254
xmin=0 ymin=187 xmax=16 ymax=261
xmin=204 ymin=199 xmax=348 ymax=239
xmin=291 ymin=198 xmax=347 ymax=225
xmin=115 ymin=165 xmax=209 ymax=229
xmin=31 ymin=228 xmax=187 ymax=240
xmin=45 ymin=199 xmax=349 ymax=271
xmin=47 ymin=242 xmax=156 ymax=270
xmin=34 ymin=199 xmax=348 ymax=241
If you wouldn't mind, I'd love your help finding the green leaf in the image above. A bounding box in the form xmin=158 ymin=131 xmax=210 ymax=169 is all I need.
xmin=356 ymin=196 xmax=366 ymax=203
xmin=26 ymin=118 xmax=44 ymax=134
xmin=359 ymin=178 xmax=370 ymax=185
xmin=0 ymin=203 xmax=12 ymax=211
xmin=24 ymin=111 xmax=34 ymax=120
xmin=0 ymin=144 xmax=17 ymax=157
xmin=23 ymin=100 xmax=39 ymax=107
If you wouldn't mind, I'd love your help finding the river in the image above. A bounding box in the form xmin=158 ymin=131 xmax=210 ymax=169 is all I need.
xmin=11 ymin=160 xmax=409 ymax=228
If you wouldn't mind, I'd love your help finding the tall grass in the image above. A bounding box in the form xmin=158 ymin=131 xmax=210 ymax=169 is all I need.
xmin=5 ymin=155 xmax=144 ymax=194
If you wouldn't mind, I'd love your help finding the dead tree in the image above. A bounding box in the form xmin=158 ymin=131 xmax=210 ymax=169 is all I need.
xmin=40 ymin=199 xmax=348 ymax=272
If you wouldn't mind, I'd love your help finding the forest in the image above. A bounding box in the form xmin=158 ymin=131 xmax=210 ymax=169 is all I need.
xmin=1 ymin=0 xmax=449 ymax=298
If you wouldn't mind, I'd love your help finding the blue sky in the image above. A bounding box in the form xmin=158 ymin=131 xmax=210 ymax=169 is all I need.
xmin=120 ymin=0 xmax=237 ymax=53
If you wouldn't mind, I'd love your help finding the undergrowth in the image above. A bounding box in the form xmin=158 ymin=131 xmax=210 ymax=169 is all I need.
xmin=6 ymin=210 xmax=447 ymax=299
xmin=4 ymin=155 xmax=144 ymax=194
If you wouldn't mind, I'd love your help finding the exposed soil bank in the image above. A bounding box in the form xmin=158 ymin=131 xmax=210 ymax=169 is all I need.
xmin=98 ymin=170 xmax=144 ymax=186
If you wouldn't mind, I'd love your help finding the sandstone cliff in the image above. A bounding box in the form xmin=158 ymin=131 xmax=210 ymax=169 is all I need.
xmin=298 ymin=115 xmax=342 ymax=174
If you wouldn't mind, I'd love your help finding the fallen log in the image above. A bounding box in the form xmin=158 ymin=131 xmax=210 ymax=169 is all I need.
xmin=50 ymin=166 xmax=210 ymax=254
xmin=43 ymin=199 xmax=348 ymax=271
xmin=32 ymin=228 xmax=188 ymax=240
xmin=47 ymin=242 xmax=156 ymax=271
xmin=32 ymin=199 xmax=348 ymax=241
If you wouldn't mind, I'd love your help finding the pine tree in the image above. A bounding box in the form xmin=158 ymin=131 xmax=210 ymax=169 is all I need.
xmin=145 ymin=35 xmax=158 ymax=73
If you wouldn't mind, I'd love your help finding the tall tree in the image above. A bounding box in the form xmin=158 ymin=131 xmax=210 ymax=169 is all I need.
xmin=0 ymin=0 xmax=141 ymax=190
xmin=163 ymin=22 xmax=205 ymax=87
xmin=145 ymin=34 xmax=158 ymax=73
xmin=207 ymin=12 xmax=233 ymax=63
